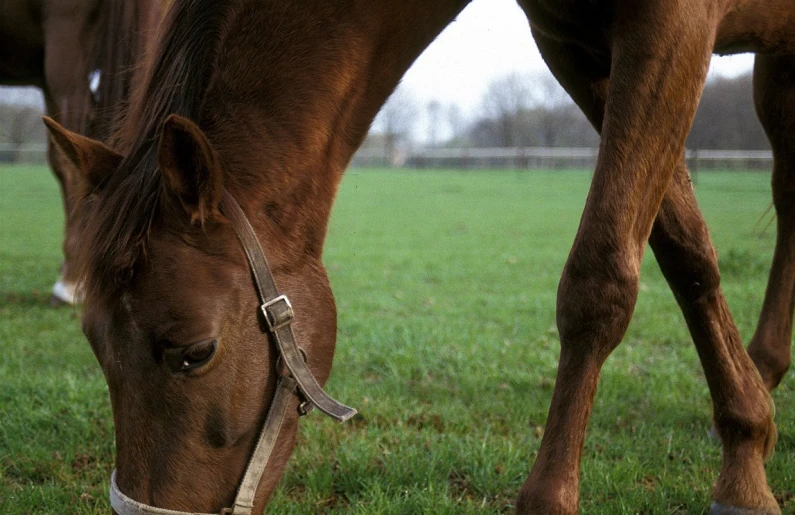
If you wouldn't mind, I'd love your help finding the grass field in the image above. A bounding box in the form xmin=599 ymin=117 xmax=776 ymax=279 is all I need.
xmin=0 ymin=164 xmax=793 ymax=514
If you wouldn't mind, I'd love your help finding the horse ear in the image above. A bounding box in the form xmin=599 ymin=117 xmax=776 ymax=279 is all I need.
xmin=158 ymin=114 xmax=223 ymax=225
xmin=42 ymin=116 xmax=122 ymax=190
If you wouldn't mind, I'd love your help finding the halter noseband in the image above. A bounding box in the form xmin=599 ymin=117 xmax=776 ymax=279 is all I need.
xmin=109 ymin=189 xmax=356 ymax=515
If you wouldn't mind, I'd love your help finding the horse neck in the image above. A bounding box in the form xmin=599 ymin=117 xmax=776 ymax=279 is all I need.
xmin=201 ymin=0 xmax=471 ymax=250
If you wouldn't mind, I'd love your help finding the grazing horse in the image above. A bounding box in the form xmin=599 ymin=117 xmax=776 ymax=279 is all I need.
xmin=0 ymin=0 xmax=161 ymax=304
xmin=43 ymin=0 xmax=792 ymax=513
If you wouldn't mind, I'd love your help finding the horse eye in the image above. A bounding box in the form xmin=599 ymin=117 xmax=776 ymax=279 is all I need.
xmin=163 ymin=339 xmax=218 ymax=374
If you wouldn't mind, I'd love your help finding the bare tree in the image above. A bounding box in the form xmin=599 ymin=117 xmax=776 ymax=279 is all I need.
xmin=471 ymin=72 xmax=597 ymax=149
xmin=528 ymin=73 xmax=571 ymax=110
xmin=688 ymin=73 xmax=769 ymax=151
xmin=446 ymin=103 xmax=466 ymax=145
xmin=374 ymin=86 xmax=418 ymax=165
xmin=426 ymin=100 xmax=442 ymax=147
xmin=526 ymin=74 xmax=582 ymax=146
xmin=480 ymin=72 xmax=532 ymax=147
xmin=0 ymin=87 xmax=46 ymax=162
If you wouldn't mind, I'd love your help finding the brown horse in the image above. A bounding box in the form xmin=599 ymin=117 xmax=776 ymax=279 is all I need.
xmin=43 ymin=0 xmax=793 ymax=513
xmin=1 ymin=0 xmax=161 ymax=304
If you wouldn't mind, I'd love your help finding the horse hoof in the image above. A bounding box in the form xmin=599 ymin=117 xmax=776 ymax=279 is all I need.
xmin=709 ymin=502 xmax=781 ymax=515
xmin=51 ymin=280 xmax=80 ymax=306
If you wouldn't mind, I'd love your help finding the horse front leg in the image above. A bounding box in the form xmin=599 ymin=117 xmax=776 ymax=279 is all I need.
xmin=516 ymin=3 xmax=723 ymax=513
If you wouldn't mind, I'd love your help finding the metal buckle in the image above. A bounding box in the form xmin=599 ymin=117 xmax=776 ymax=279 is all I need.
xmin=261 ymin=294 xmax=294 ymax=332
xmin=275 ymin=348 xmax=314 ymax=417
xmin=298 ymin=400 xmax=314 ymax=417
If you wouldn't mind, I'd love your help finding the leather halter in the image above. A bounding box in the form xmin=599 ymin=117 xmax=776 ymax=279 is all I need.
xmin=109 ymin=188 xmax=357 ymax=515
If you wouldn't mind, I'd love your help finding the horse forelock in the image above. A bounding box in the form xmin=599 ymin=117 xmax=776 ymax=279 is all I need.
xmin=77 ymin=0 xmax=233 ymax=305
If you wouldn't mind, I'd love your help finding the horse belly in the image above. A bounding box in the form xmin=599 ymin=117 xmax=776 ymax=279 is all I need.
xmin=0 ymin=0 xmax=45 ymax=84
xmin=716 ymin=0 xmax=795 ymax=55
xmin=521 ymin=0 xmax=610 ymax=52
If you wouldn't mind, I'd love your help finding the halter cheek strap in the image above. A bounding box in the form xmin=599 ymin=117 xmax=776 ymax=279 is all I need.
xmin=221 ymin=189 xmax=356 ymax=423
xmin=109 ymin=189 xmax=356 ymax=515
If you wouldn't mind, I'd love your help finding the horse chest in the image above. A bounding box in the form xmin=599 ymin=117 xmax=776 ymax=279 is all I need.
xmin=716 ymin=0 xmax=795 ymax=55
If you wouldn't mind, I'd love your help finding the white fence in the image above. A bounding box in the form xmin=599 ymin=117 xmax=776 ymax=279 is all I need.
xmin=351 ymin=147 xmax=774 ymax=171
xmin=1 ymin=144 xmax=775 ymax=171
xmin=0 ymin=144 xmax=48 ymax=165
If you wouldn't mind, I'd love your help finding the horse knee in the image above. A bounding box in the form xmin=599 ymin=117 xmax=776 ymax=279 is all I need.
xmin=651 ymin=226 xmax=721 ymax=305
xmin=556 ymin=252 xmax=639 ymax=358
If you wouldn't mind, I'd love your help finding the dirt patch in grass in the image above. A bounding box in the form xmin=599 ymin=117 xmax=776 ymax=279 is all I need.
xmin=70 ymin=452 xmax=99 ymax=474
xmin=406 ymin=413 xmax=445 ymax=433
xmin=775 ymin=490 xmax=795 ymax=511
xmin=447 ymin=469 xmax=514 ymax=512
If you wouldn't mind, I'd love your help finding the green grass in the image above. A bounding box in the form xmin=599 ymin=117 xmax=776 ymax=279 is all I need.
xmin=0 ymin=164 xmax=793 ymax=514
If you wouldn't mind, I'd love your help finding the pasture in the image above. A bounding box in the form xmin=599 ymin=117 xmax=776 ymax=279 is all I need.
xmin=0 ymin=164 xmax=793 ymax=514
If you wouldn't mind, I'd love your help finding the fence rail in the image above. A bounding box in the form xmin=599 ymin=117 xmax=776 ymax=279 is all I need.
xmin=351 ymin=147 xmax=774 ymax=171
xmin=1 ymin=144 xmax=776 ymax=171
xmin=0 ymin=144 xmax=48 ymax=165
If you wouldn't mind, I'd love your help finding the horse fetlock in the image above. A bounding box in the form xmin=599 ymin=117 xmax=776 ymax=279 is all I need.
xmin=712 ymin=458 xmax=780 ymax=515
xmin=712 ymin=409 xmax=779 ymax=514
xmin=761 ymin=395 xmax=778 ymax=460
xmin=715 ymin=395 xmax=778 ymax=458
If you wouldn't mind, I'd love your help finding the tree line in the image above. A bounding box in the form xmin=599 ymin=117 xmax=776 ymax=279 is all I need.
xmin=0 ymin=88 xmax=46 ymax=163
xmin=364 ymin=70 xmax=771 ymax=156
xmin=0 ymin=70 xmax=771 ymax=165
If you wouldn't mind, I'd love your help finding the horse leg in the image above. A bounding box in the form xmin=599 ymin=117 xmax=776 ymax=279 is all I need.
xmin=747 ymin=54 xmax=795 ymax=392
xmin=516 ymin=7 xmax=776 ymax=514
xmin=649 ymin=166 xmax=779 ymax=513
xmin=42 ymin=92 xmax=82 ymax=306
xmin=41 ymin=10 xmax=90 ymax=306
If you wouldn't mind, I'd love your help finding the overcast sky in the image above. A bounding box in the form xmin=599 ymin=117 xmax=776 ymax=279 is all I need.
xmin=400 ymin=0 xmax=756 ymax=114
xmin=2 ymin=0 xmax=757 ymax=139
